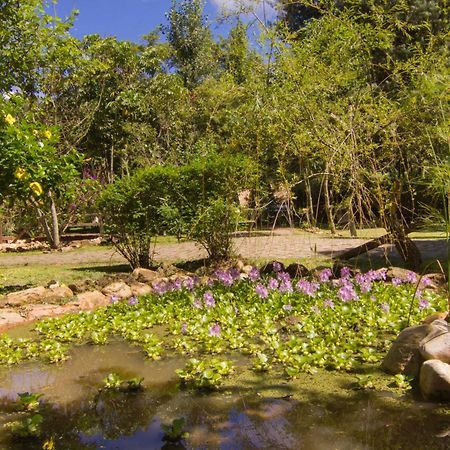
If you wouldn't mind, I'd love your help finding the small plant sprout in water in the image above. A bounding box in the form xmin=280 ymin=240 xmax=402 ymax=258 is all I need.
xmin=392 ymin=374 xmax=414 ymax=391
xmin=102 ymin=372 xmax=124 ymax=389
xmin=161 ymin=417 xmax=189 ymax=443
xmin=354 ymin=375 xmax=375 ymax=390
xmin=16 ymin=392 xmax=43 ymax=411
xmin=176 ymin=358 xmax=235 ymax=389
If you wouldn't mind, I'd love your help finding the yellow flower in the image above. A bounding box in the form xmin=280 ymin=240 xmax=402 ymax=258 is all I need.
xmin=14 ymin=167 xmax=26 ymax=180
xmin=4 ymin=114 xmax=16 ymax=125
xmin=43 ymin=130 xmax=52 ymax=139
xmin=32 ymin=129 xmax=39 ymax=137
xmin=29 ymin=181 xmax=43 ymax=197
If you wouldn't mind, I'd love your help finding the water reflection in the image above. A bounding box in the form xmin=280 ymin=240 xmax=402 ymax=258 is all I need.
xmin=0 ymin=343 xmax=449 ymax=449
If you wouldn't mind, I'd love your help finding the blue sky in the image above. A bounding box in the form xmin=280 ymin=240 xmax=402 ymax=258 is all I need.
xmin=52 ymin=0 xmax=276 ymax=42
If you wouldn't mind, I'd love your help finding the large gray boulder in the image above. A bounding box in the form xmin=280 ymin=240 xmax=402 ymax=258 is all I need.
xmin=381 ymin=323 xmax=433 ymax=377
xmin=420 ymin=320 xmax=450 ymax=363
xmin=420 ymin=360 xmax=450 ymax=402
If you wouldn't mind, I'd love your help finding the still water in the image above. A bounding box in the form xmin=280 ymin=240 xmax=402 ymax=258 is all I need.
xmin=0 ymin=342 xmax=448 ymax=449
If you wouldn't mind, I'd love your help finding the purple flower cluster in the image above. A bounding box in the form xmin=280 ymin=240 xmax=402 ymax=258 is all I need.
xmin=255 ymin=283 xmax=269 ymax=299
xmin=267 ymin=278 xmax=279 ymax=290
xmin=318 ymin=268 xmax=332 ymax=282
xmin=273 ymin=261 xmax=283 ymax=272
xmin=204 ymin=291 xmax=216 ymax=308
xmin=248 ymin=267 xmax=260 ymax=282
xmin=406 ymin=271 xmax=418 ymax=283
xmin=209 ymin=323 xmax=221 ymax=337
xmin=214 ymin=268 xmax=241 ymax=286
xmin=128 ymin=296 xmax=138 ymax=306
xmin=296 ymin=279 xmax=319 ymax=297
xmin=380 ymin=302 xmax=390 ymax=313
xmin=152 ymin=277 xmax=198 ymax=295
xmin=337 ymin=283 xmax=359 ymax=302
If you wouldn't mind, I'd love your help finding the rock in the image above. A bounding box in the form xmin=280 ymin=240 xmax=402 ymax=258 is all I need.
xmin=72 ymin=290 xmax=109 ymax=310
xmin=25 ymin=304 xmax=77 ymax=321
xmin=420 ymin=360 xmax=450 ymax=401
xmin=0 ymin=309 xmax=26 ymax=331
xmin=423 ymin=312 xmax=449 ymax=324
xmin=420 ymin=320 xmax=450 ymax=363
xmin=130 ymin=282 xmax=152 ymax=297
xmin=385 ymin=267 xmax=418 ymax=283
xmin=101 ymin=282 xmax=132 ymax=300
xmin=3 ymin=286 xmax=47 ymax=306
xmin=132 ymin=268 xmax=159 ymax=283
xmin=44 ymin=285 xmax=74 ymax=301
xmin=381 ymin=323 xmax=434 ymax=377
xmin=285 ymin=263 xmax=310 ymax=279
xmin=68 ymin=280 xmax=96 ymax=294
xmin=241 ymin=265 xmax=254 ymax=274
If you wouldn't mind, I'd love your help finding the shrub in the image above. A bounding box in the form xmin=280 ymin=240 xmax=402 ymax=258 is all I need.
xmin=99 ymin=154 xmax=257 ymax=267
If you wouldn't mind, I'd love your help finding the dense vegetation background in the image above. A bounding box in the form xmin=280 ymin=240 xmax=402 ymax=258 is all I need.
xmin=0 ymin=0 xmax=448 ymax=268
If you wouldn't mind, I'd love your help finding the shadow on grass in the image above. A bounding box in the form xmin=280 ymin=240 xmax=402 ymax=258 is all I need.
xmin=73 ymin=264 xmax=132 ymax=274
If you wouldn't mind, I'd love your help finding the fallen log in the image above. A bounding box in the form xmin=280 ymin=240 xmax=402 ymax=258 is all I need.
xmin=333 ymin=234 xmax=391 ymax=261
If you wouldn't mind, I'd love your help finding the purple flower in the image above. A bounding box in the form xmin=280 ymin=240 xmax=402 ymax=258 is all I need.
xmin=310 ymin=305 xmax=320 ymax=315
xmin=277 ymin=271 xmax=291 ymax=283
xmin=318 ymin=268 xmax=332 ymax=282
xmin=380 ymin=302 xmax=390 ymax=313
xmin=255 ymin=283 xmax=268 ymax=299
xmin=128 ymin=296 xmax=138 ymax=306
xmin=248 ymin=267 xmax=260 ymax=282
xmin=340 ymin=267 xmax=351 ymax=279
xmin=209 ymin=323 xmax=221 ymax=337
xmin=215 ymin=270 xmax=233 ymax=286
xmin=229 ymin=268 xmax=241 ymax=280
xmin=282 ymin=304 xmax=293 ymax=311
xmin=172 ymin=279 xmax=182 ymax=291
xmin=273 ymin=261 xmax=282 ymax=272
xmin=392 ymin=277 xmax=402 ymax=287
xmin=337 ymin=284 xmax=359 ymax=302
xmin=296 ymin=280 xmax=319 ymax=297
xmin=406 ymin=271 xmax=418 ymax=283
xmin=279 ymin=280 xmax=293 ymax=293
xmin=370 ymin=295 xmax=376 ymax=302
xmin=420 ymin=277 xmax=432 ymax=287
xmin=418 ymin=298 xmax=430 ymax=310
xmin=323 ymin=299 xmax=335 ymax=309
xmin=152 ymin=282 xmax=167 ymax=296
xmin=267 ymin=278 xmax=279 ymax=290
xmin=183 ymin=277 xmax=194 ymax=290
xmin=181 ymin=322 xmax=188 ymax=334
xmin=204 ymin=291 xmax=215 ymax=308
xmin=193 ymin=298 xmax=202 ymax=309
xmin=109 ymin=295 xmax=119 ymax=305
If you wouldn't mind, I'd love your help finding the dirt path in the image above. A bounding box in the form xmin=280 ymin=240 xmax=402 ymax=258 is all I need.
xmin=0 ymin=230 xmax=446 ymax=267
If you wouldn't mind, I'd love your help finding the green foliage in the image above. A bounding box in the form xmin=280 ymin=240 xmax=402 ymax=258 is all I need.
xmin=99 ymin=154 xmax=257 ymax=266
xmin=16 ymin=392 xmax=43 ymax=412
xmin=176 ymin=358 xmax=235 ymax=389
xmin=6 ymin=391 xmax=44 ymax=438
xmin=102 ymin=373 xmax=144 ymax=392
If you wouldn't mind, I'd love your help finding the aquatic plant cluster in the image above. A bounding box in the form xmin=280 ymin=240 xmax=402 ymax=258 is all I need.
xmin=0 ymin=266 xmax=445 ymax=379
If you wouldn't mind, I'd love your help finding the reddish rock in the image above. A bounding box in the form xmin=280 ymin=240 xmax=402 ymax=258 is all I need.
xmin=132 ymin=268 xmax=159 ymax=283
xmin=101 ymin=282 xmax=132 ymax=300
xmin=130 ymin=282 xmax=152 ymax=297
xmin=0 ymin=309 xmax=26 ymax=332
xmin=3 ymin=286 xmax=47 ymax=306
xmin=72 ymin=290 xmax=109 ymax=310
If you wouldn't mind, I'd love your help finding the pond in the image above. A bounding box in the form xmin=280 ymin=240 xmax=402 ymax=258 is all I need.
xmin=0 ymin=341 xmax=449 ymax=450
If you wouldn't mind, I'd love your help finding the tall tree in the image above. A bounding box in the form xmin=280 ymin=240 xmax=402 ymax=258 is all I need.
xmin=165 ymin=0 xmax=217 ymax=87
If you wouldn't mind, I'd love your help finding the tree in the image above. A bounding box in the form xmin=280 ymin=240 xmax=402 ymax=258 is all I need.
xmin=165 ymin=0 xmax=217 ymax=87
xmin=0 ymin=96 xmax=81 ymax=248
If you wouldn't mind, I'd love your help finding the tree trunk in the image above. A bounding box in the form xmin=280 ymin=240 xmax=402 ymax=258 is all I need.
xmin=49 ymin=194 xmax=60 ymax=249
xmin=386 ymin=220 xmax=422 ymax=270
xmin=304 ymin=172 xmax=316 ymax=227
xmin=323 ymin=171 xmax=336 ymax=234
xmin=349 ymin=199 xmax=357 ymax=237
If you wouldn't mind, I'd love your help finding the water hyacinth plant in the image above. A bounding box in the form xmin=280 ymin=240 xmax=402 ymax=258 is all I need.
xmin=0 ymin=267 xmax=445 ymax=383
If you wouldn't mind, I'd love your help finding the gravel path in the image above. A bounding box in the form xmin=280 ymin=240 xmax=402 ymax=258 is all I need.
xmin=0 ymin=230 xmax=446 ymax=267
